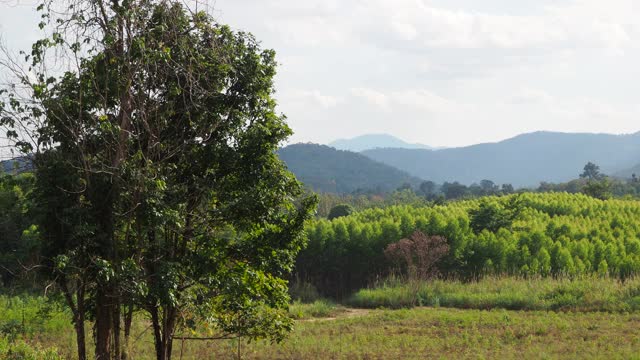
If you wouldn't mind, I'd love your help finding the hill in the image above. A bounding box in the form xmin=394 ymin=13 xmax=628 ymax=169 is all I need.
xmin=613 ymin=163 xmax=640 ymax=179
xmin=362 ymin=131 xmax=640 ymax=187
xmin=278 ymin=143 xmax=422 ymax=193
xmin=0 ymin=156 xmax=32 ymax=174
xmin=329 ymin=134 xmax=436 ymax=152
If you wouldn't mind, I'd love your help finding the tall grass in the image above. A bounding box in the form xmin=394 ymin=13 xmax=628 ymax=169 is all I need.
xmin=288 ymin=299 xmax=346 ymax=320
xmin=0 ymin=296 xmax=70 ymax=336
xmin=349 ymin=276 xmax=640 ymax=311
xmin=0 ymin=337 xmax=64 ymax=360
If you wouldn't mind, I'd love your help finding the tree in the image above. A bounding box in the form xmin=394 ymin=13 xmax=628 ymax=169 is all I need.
xmin=0 ymin=173 xmax=39 ymax=286
xmin=384 ymin=231 xmax=449 ymax=280
xmin=419 ymin=180 xmax=436 ymax=199
xmin=1 ymin=1 xmax=316 ymax=359
xmin=580 ymin=162 xmax=603 ymax=181
xmin=328 ymin=204 xmax=355 ymax=220
xmin=479 ymin=179 xmax=499 ymax=195
xmin=578 ymin=162 xmax=611 ymax=200
xmin=441 ymin=181 xmax=468 ymax=200
xmin=583 ymin=177 xmax=612 ymax=200
xmin=469 ymin=197 xmax=522 ymax=234
xmin=501 ymin=184 xmax=514 ymax=194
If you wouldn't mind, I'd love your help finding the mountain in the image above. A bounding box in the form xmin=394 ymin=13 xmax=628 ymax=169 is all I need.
xmin=361 ymin=131 xmax=640 ymax=187
xmin=329 ymin=134 xmax=436 ymax=152
xmin=0 ymin=156 xmax=32 ymax=174
xmin=613 ymin=163 xmax=640 ymax=179
xmin=278 ymin=143 xmax=422 ymax=193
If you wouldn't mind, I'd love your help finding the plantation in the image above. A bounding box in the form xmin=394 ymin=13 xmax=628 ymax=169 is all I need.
xmin=297 ymin=192 xmax=640 ymax=296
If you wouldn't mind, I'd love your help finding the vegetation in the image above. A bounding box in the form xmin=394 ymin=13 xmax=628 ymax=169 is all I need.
xmin=1 ymin=2 xmax=640 ymax=360
xmin=1 ymin=1 xmax=315 ymax=359
xmin=0 ymin=173 xmax=39 ymax=287
xmin=296 ymin=192 xmax=640 ymax=297
xmin=327 ymin=204 xmax=355 ymax=220
xmin=287 ymin=300 xmax=346 ymax=320
xmin=278 ymin=143 xmax=421 ymax=194
xmin=350 ymin=276 xmax=640 ymax=311
xmin=2 ymin=295 xmax=640 ymax=359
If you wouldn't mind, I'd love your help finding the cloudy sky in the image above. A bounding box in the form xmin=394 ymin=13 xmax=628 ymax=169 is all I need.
xmin=2 ymin=0 xmax=640 ymax=147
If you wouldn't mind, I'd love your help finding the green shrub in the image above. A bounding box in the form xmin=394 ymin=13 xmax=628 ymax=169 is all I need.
xmin=0 ymin=337 xmax=63 ymax=360
xmin=288 ymin=299 xmax=345 ymax=319
xmin=289 ymin=281 xmax=321 ymax=303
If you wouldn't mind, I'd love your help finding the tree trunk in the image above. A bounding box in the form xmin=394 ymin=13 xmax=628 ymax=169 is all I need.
xmin=112 ymin=300 xmax=121 ymax=360
xmin=60 ymin=278 xmax=87 ymax=360
xmin=95 ymin=289 xmax=112 ymax=360
xmin=161 ymin=307 xmax=177 ymax=360
xmin=150 ymin=306 xmax=164 ymax=360
xmin=122 ymin=304 xmax=133 ymax=360
xmin=74 ymin=314 xmax=87 ymax=360
xmin=149 ymin=305 xmax=178 ymax=360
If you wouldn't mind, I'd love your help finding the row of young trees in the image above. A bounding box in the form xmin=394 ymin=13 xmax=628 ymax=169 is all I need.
xmin=0 ymin=1 xmax=316 ymax=359
xmin=295 ymin=192 xmax=640 ymax=297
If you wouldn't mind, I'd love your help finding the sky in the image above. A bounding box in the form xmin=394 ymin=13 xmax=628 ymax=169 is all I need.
xmin=2 ymin=0 xmax=640 ymax=147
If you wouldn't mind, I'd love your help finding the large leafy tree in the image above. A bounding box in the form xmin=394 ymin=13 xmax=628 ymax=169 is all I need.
xmin=1 ymin=1 xmax=316 ymax=359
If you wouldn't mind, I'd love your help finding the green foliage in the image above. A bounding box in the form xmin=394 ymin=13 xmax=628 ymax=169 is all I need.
xmin=0 ymin=173 xmax=39 ymax=287
xmin=327 ymin=204 xmax=355 ymax=220
xmin=288 ymin=281 xmax=321 ymax=303
xmin=583 ymin=177 xmax=613 ymax=200
xmin=0 ymin=338 xmax=63 ymax=360
xmin=469 ymin=197 xmax=520 ymax=233
xmin=2 ymin=1 xmax=318 ymax=358
xmin=581 ymin=162 xmax=603 ymax=180
xmin=297 ymin=192 xmax=640 ymax=296
xmin=349 ymin=276 xmax=640 ymax=312
xmin=287 ymin=299 xmax=344 ymax=320
xmin=0 ymin=296 xmax=69 ymax=338
xmin=278 ymin=144 xmax=421 ymax=194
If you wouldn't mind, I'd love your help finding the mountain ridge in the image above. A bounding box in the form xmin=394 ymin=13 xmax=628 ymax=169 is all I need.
xmin=361 ymin=130 xmax=640 ymax=187
xmin=278 ymin=143 xmax=422 ymax=194
xmin=329 ymin=133 xmax=437 ymax=152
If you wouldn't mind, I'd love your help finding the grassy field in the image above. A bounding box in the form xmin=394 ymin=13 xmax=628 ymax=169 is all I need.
xmin=4 ymin=280 xmax=640 ymax=359
xmin=5 ymin=306 xmax=640 ymax=359
xmin=350 ymin=276 xmax=640 ymax=311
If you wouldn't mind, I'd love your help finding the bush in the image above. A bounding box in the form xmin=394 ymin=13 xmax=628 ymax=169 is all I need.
xmin=327 ymin=204 xmax=355 ymax=220
xmin=0 ymin=337 xmax=63 ymax=360
xmin=289 ymin=281 xmax=320 ymax=303
xmin=288 ymin=300 xmax=344 ymax=320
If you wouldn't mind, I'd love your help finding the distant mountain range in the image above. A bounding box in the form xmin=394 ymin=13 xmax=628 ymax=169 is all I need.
xmin=614 ymin=163 xmax=640 ymax=179
xmin=0 ymin=156 xmax=32 ymax=174
xmin=329 ymin=134 xmax=438 ymax=152
xmin=362 ymin=131 xmax=640 ymax=187
xmin=278 ymin=143 xmax=421 ymax=193
xmin=5 ymin=131 xmax=640 ymax=192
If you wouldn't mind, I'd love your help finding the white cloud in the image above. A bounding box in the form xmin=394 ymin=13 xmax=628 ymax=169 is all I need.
xmin=508 ymin=88 xmax=554 ymax=105
xmin=3 ymin=0 xmax=640 ymax=147
xmin=284 ymin=90 xmax=342 ymax=108
xmin=350 ymin=87 xmax=391 ymax=111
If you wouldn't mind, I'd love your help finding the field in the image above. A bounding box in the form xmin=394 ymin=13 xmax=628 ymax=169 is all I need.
xmin=5 ymin=189 xmax=640 ymax=359
xmin=3 ymin=280 xmax=640 ymax=359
